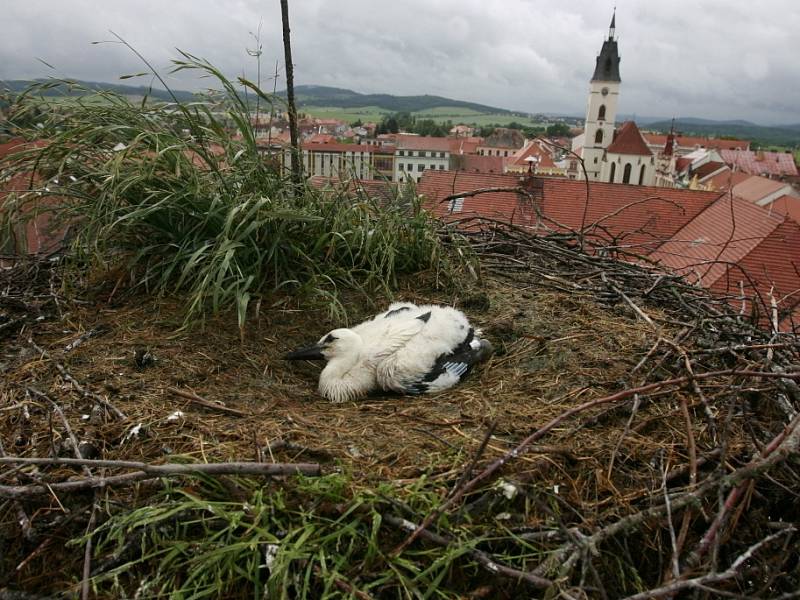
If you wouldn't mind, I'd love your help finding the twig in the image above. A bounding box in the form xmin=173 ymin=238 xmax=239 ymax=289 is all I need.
xmin=28 ymin=338 xmax=127 ymax=420
xmin=447 ymin=421 xmax=496 ymax=499
xmin=311 ymin=565 xmax=373 ymax=600
xmin=64 ymin=328 xmax=103 ymax=353
xmin=685 ymin=411 xmax=800 ymax=569
xmin=394 ymin=368 xmax=800 ymax=555
xmin=382 ymin=513 xmax=552 ymax=589
xmin=27 ymin=387 xmax=93 ymax=478
xmin=0 ymin=458 xmax=321 ymax=498
xmin=81 ymin=499 xmax=98 ymax=600
xmin=621 ymin=528 xmax=795 ymax=600
xmin=167 ymin=387 xmax=247 ymax=417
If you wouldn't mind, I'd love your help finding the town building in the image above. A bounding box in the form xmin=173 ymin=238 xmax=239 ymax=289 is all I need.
xmin=598 ymin=121 xmax=656 ymax=185
xmin=577 ymin=12 xmax=621 ymax=181
xmin=642 ymin=133 xmax=750 ymax=156
xmin=477 ymin=128 xmax=525 ymax=158
xmin=394 ymin=135 xmax=451 ymax=183
xmin=720 ymin=149 xmax=798 ymax=179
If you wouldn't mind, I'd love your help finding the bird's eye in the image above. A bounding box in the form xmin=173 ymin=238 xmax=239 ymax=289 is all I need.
xmin=323 ymin=334 xmax=337 ymax=344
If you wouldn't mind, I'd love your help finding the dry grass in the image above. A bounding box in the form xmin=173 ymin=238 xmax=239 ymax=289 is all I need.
xmin=1 ymin=244 xmax=798 ymax=598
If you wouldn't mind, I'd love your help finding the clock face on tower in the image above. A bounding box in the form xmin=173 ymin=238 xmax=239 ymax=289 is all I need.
xmin=601 ymin=87 xmax=609 ymax=96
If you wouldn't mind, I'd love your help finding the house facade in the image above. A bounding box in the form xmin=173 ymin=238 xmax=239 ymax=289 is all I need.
xmin=394 ymin=135 xmax=450 ymax=183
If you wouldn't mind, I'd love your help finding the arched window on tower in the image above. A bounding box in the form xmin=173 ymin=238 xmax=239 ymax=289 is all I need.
xmin=598 ymin=105 xmax=606 ymax=121
xmin=609 ymin=161 xmax=616 ymax=183
xmin=595 ymin=129 xmax=604 ymax=145
xmin=623 ymin=163 xmax=632 ymax=184
xmin=639 ymin=165 xmax=646 ymax=185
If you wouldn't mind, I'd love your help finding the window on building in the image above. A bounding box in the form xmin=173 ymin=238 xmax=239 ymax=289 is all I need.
xmin=448 ymin=197 xmax=464 ymax=213
xmin=595 ymin=129 xmax=604 ymax=145
xmin=623 ymin=163 xmax=632 ymax=184
xmin=398 ymin=150 xmax=404 ymax=156
xmin=417 ymin=164 xmax=424 ymax=172
xmin=399 ymin=164 xmax=404 ymax=170
xmin=439 ymin=152 xmax=445 ymax=158
xmin=598 ymin=104 xmax=606 ymax=120
xmin=609 ymin=162 xmax=616 ymax=183
xmin=639 ymin=164 xmax=646 ymax=185
xmin=438 ymin=165 xmax=444 ymax=170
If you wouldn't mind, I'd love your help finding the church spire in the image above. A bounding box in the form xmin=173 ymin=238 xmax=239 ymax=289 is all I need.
xmin=591 ymin=10 xmax=621 ymax=82
xmin=609 ymin=8 xmax=616 ymax=40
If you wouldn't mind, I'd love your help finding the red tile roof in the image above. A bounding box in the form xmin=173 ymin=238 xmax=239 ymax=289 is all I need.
xmin=692 ymin=161 xmax=727 ymax=180
xmin=711 ymin=217 xmax=800 ymax=324
xmin=649 ymin=197 xmax=800 ymax=326
xmin=643 ymin=134 xmax=750 ymax=152
xmin=396 ymin=135 xmax=452 ymax=152
xmin=731 ymin=175 xmax=793 ymax=204
xmin=448 ymin=137 xmax=482 ymax=155
xmin=768 ymin=194 xmax=800 ymax=224
xmin=675 ymin=157 xmax=692 ymax=173
xmin=606 ymin=121 xmax=653 ymax=156
xmin=418 ymin=170 xmax=720 ymax=253
xmin=507 ymin=142 xmax=557 ymax=169
xmin=452 ymin=154 xmax=506 ymax=173
xmin=648 ymin=196 xmax=783 ymax=288
xmin=301 ymin=142 xmax=374 ymax=153
xmin=307 ymin=133 xmax=336 ymax=144
xmin=704 ymin=169 xmax=751 ymax=192
xmin=720 ymin=149 xmax=798 ymax=178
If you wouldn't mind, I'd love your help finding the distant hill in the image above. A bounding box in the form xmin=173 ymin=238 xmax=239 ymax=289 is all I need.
xmin=279 ymin=85 xmax=513 ymax=115
xmin=1 ymin=79 xmax=197 ymax=103
xmin=645 ymin=118 xmax=800 ymax=148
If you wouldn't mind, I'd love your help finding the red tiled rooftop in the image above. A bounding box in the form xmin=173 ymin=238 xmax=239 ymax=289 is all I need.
xmin=704 ymin=169 xmax=751 ymax=192
xmin=448 ymin=137 xmax=482 ymax=155
xmin=713 ymin=217 xmax=800 ymax=324
xmin=418 ymin=170 xmax=720 ymax=253
xmin=692 ymin=161 xmax=727 ymax=180
xmin=396 ymin=135 xmax=453 ymax=152
xmin=643 ymin=133 xmax=750 ymax=152
xmin=721 ymin=149 xmax=798 ymax=178
xmin=507 ymin=142 xmax=557 ymax=169
xmin=732 ymin=175 xmax=793 ymax=204
xmin=301 ymin=142 xmax=374 ymax=153
xmin=769 ymin=194 xmax=800 ymax=224
xmin=606 ymin=121 xmax=653 ymax=156
xmin=648 ymin=196 xmax=783 ymax=288
xmin=307 ymin=133 xmax=336 ymax=144
xmin=650 ymin=197 xmax=800 ymax=326
xmin=452 ymin=154 xmax=506 ymax=173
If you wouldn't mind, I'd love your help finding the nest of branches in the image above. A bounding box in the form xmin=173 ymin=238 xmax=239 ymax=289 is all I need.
xmin=1 ymin=222 xmax=799 ymax=599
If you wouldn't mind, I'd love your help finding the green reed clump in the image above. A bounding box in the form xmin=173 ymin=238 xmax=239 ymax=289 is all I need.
xmin=0 ymin=54 xmax=463 ymax=328
xmin=80 ymin=472 xmax=496 ymax=599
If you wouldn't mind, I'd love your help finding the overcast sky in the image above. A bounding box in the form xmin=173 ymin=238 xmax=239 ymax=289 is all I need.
xmin=2 ymin=1 xmax=798 ymax=125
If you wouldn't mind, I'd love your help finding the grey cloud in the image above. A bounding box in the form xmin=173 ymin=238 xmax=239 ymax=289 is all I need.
xmin=1 ymin=0 xmax=797 ymax=124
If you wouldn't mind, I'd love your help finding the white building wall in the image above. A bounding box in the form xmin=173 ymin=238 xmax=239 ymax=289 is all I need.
xmin=293 ymin=149 xmax=372 ymax=179
xmin=600 ymin=153 xmax=656 ymax=185
xmin=582 ymin=80 xmax=620 ymax=181
xmin=394 ymin=149 xmax=449 ymax=183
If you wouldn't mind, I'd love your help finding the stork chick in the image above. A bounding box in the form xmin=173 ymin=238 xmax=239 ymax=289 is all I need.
xmin=285 ymin=302 xmax=493 ymax=402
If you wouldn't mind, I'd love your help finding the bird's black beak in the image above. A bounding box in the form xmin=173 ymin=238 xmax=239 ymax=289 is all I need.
xmin=284 ymin=344 xmax=325 ymax=361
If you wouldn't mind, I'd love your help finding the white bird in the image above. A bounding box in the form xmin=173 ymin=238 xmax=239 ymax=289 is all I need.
xmin=285 ymin=302 xmax=493 ymax=403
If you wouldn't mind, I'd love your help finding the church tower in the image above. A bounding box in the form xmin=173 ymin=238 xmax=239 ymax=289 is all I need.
xmin=581 ymin=11 xmax=621 ymax=180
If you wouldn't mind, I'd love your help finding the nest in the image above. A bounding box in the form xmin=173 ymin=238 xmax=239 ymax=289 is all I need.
xmin=1 ymin=224 xmax=799 ymax=599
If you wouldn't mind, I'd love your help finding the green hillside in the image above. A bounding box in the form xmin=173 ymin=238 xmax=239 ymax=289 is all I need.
xmin=647 ymin=118 xmax=800 ymax=148
xmin=286 ymin=85 xmax=514 ymax=115
xmin=2 ymin=79 xmax=197 ymax=103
